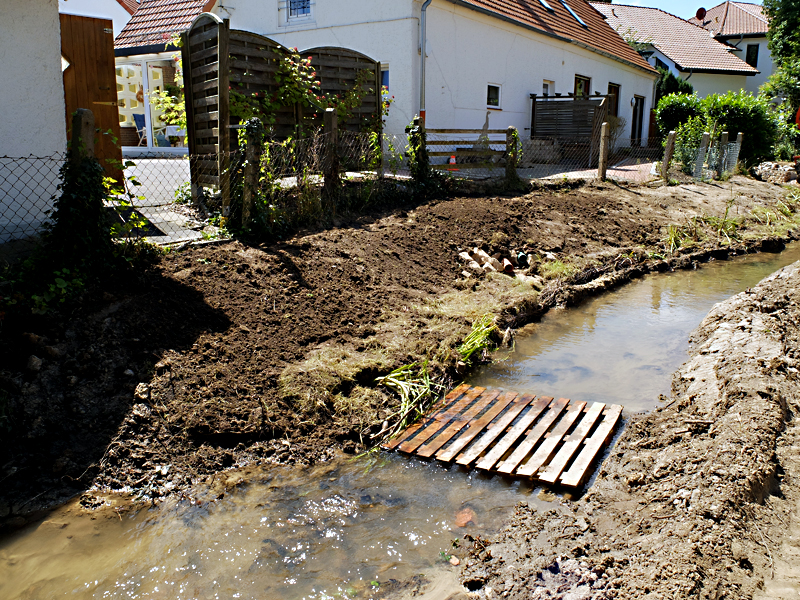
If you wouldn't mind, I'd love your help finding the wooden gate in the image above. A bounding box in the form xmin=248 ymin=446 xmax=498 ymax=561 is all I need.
xmin=530 ymin=96 xmax=608 ymax=167
xmin=60 ymin=14 xmax=123 ymax=183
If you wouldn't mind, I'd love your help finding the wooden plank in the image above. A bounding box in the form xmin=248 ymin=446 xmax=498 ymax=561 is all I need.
xmin=194 ymin=128 xmax=220 ymax=139
xmin=229 ymin=44 xmax=281 ymax=61
xmin=381 ymin=384 xmax=470 ymax=451
xmin=432 ymin=163 xmax=505 ymax=170
xmin=496 ymin=397 xmax=564 ymax=475
xmin=426 ymin=140 xmax=505 ymax=146
xmin=559 ymin=404 xmax=623 ymax=488
xmin=194 ymin=61 xmax=220 ymax=77
xmin=426 ymin=129 xmax=508 ymax=134
xmin=537 ymin=402 xmax=605 ymax=484
xmin=188 ymin=27 xmax=219 ymax=47
xmin=436 ymin=391 xmax=520 ymax=463
xmin=416 ymin=389 xmax=502 ymax=458
xmin=397 ymin=386 xmax=486 ymax=454
xmin=455 ymin=394 xmax=536 ymax=467
xmin=197 ymin=174 xmax=220 ymax=185
xmin=475 ymin=396 xmax=554 ymax=472
xmin=516 ymin=400 xmax=587 ymax=478
xmin=192 ymin=79 xmax=220 ymax=94
xmin=195 ymin=144 xmax=219 ymax=154
xmin=429 ymin=151 xmax=505 ymax=157
xmin=230 ymin=59 xmax=280 ymax=74
xmin=190 ymin=46 xmax=219 ymax=62
xmin=194 ymin=111 xmax=220 ymax=124
xmin=193 ymin=96 xmax=220 ymax=108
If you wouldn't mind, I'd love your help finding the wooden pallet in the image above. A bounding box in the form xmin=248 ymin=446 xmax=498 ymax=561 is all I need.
xmin=382 ymin=384 xmax=623 ymax=488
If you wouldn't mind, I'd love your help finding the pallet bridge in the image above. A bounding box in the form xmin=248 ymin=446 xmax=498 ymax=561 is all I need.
xmin=382 ymin=384 xmax=622 ymax=488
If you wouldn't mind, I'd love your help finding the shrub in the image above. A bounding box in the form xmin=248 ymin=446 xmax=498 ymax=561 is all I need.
xmin=700 ymin=91 xmax=779 ymax=164
xmin=674 ymin=115 xmax=709 ymax=174
xmin=655 ymin=93 xmax=702 ymax=135
xmin=655 ymin=67 xmax=694 ymax=104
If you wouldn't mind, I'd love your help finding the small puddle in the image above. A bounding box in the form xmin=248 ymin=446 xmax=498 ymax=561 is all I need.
xmin=470 ymin=244 xmax=800 ymax=412
xmin=3 ymin=246 xmax=800 ymax=600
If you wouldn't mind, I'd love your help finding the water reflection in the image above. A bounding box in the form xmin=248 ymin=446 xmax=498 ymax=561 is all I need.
xmin=470 ymin=247 xmax=800 ymax=412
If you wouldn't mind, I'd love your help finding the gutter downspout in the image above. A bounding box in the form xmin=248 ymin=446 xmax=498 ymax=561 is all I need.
xmin=420 ymin=0 xmax=433 ymax=123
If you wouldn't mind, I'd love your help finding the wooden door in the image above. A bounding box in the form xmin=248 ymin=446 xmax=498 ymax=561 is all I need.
xmin=60 ymin=14 xmax=123 ymax=183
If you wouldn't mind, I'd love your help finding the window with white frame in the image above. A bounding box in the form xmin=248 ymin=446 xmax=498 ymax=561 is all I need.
xmin=487 ymin=84 xmax=501 ymax=109
xmin=289 ymin=0 xmax=311 ymax=18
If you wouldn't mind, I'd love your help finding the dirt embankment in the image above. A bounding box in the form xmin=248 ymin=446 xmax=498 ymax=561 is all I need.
xmin=459 ymin=260 xmax=800 ymax=599
xmin=0 ymin=176 xmax=797 ymax=528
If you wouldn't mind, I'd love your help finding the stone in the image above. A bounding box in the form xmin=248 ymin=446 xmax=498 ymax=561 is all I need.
xmin=450 ymin=556 xmax=461 ymax=566
xmin=134 ymin=383 xmax=150 ymax=401
xmin=27 ymin=355 xmax=42 ymax=372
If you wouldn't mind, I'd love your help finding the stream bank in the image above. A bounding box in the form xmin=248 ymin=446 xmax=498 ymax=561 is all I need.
xmin=0 ymin=176 xmax=797 ymax=530
xmin=459 ymin=260 xmax=800 ymax=599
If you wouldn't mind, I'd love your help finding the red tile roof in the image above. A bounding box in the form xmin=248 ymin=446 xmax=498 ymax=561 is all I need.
xmin=688 ymin=2 xmax=768 ymax=37
xmin=115 ymin=0 xmax=139 ymax=16
xmin=592 ymin=3 xmax=758 ymax=75
xmin=115 ymin=0 xmax=215 ymax=49
xmin=446 ymin=0 xmax=657 ymax=74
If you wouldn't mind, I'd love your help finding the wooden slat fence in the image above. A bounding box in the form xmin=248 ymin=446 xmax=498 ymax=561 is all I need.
xmin=529 ymin=96 xmax=608 ymax=167
xmin=426 ymin=129 xmax=509 ymax=171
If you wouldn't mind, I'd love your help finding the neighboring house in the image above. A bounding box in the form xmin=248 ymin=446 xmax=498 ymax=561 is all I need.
xmin=689 ymin=1 xmax=773 ymax=95
xmin=114 ymin=0 xmax=216 ymax=152
xmin=1 ymin=0 xmax=66 ymax=242
xmin=591 ymin=3 xmax=758 ymax=99
xmin=112 ymin=0 xmax=658 ymax=145
xmin=59 ymin=0 xmax=137 ymax=36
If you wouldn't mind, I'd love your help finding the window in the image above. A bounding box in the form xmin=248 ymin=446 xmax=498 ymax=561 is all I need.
xmin=487 ymin=84 xmax=501 ymax=109
xmin=654 ymin=57 xmax=670 ymax=71
xmin=543 ymin=79 xmax=555 ymax=98
xmin=289 ymin=0 xmax=311 ymax=18
xmin=574 ymin=75 xmax=590 ymax=98
xmin=381 ymin=66 xmax=389 ymax=92
xmin=746 ymin=44 xmax=759 ymax=68
xmin=607 ymin=83 xmax=620 ymax=117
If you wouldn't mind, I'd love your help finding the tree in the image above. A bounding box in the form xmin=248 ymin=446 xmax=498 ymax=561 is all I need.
xmin=763 ymin=0 xmax=800 ymax=65
xmin=655 ymin=67 xmax=694 ymax=105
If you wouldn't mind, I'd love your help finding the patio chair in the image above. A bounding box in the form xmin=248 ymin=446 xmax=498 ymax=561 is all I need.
xmin=133 ymin=113 xmax=147 ymax=146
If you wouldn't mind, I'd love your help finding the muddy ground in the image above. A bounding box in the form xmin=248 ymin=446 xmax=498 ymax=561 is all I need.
xmin=458 ymin=259 xmax=800 ymax=600
xmin=1 ymin=175 xmax=799 ymax=595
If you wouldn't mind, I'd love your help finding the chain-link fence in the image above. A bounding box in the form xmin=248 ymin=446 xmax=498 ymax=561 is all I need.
xmin=670 ymin=133 xmax=742 ymax=181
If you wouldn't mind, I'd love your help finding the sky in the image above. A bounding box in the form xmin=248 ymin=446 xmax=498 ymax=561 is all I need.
xmin=614 ymin=0 xmax=763 ymax=20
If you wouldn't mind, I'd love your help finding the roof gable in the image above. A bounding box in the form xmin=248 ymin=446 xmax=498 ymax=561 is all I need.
xmin=115 ymin=0 xmax=215 ymax=49
xmin=688 ymin=2 xmax=768 ymax=37
xmin=116 ymin=0 xmax=139 ymax=15
xmin=446 ymin=0 xmax=656 ymax=74
xmin=592 ymin=3 xmax=758 ymax=75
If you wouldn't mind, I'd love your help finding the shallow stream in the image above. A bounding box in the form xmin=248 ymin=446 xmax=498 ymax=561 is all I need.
xmin=3 ymin=247 xmax=800 ymax=600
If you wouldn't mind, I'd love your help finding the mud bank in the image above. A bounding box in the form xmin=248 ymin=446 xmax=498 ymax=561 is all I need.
xmin=460 ymin=261 xmax=800 ymax=599
xmin=1 ymin=176 xmax=798 ymax=528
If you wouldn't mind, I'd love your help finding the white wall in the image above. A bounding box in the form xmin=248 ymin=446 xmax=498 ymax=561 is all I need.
xmin=0 ymin=0 xmax=66 ymax=241
xmin=684 ymin=72 xmax=750 ymax=99
xmin=728 ymin=36 xmax=773 ymax=94
xmin=425 ymin=1 xmax=657 ymax=140
xmin=59 ymin=0 xmax=132 ymax=36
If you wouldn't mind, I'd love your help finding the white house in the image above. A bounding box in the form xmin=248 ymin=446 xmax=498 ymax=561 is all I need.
xmin=689 ymin=2 xmax=772 ymax=95
xmin=113 ymin=0 xmax=658 ymax=146
xmin=592 ymin=3 xmax=758 ymax=99
xmin=59 ymin=0 xmax=137 ymax=36
xmin=1 ymin=0 xmax=66 ymax=243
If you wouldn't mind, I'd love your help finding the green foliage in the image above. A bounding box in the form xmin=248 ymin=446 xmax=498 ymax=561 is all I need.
xmin=655 ymin=93 xmax=702 ymax=135
xmin=375 ymin=361 xmax=441 ymax=430
xmin=761 ymin=57 xmax=800 ymax=158
xmin=701 ymin=91 xmax=779 ymax=164
xmin=763 ymin=0 xmax=800 ymax=65
xmin=30 ymin=269 xmax=85 ymax=314
xmin=674 ymin=115 xmax=709 ymax=174
xmin=654 ymin=67 xmax=694 ymax=105
xmin=457 ymin=314 xmax=498 ymax=365
xmin=615 ymin=25 xmax=653 ymax=52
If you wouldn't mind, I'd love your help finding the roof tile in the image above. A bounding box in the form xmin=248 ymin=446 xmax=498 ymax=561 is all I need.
xmin=688 ymin=2 xmax=768 ymax=37
xmin=592 ymin=3 xmax=758 ymax=75
xmin=115 ymin=0 xmax=207 ymax=48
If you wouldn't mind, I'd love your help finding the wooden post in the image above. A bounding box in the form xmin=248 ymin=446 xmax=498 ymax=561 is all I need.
xmin=69 ymin=109 xmax=95 ymax=165
xmin=694 ymin=132 xmax=710 ymax=179
xmin=506 ymin=126 xmax=519 ymax=182
xmin=242 ymin=118 xmax=264 ymax=229
xmin=717 ymin=131 xmax=729 ymax=178
xmin=661 ymin=130 xmax=676 ymax=183
xmin=219 ymin=19 xmax=232 ymax=218
xmin=597 ymin=122 xmax=609 ymax=180
xmin=323 ymin=108 xmax=340 ymax=206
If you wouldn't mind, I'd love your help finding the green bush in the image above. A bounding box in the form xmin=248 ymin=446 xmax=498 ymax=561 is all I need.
xmin=655 ymin=68 xmax=694 ymax=104
xmin=655 ymin=93 xmax=702 ymax=135
xmin=674 ymin=115 xmax=709 ymax=174
xmin=700 ymin=91 xmax=779 ymax=164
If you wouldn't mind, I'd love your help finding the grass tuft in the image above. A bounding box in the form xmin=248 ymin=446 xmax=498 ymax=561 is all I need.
xmin=457 ymin=314 xmax=498 ymax=365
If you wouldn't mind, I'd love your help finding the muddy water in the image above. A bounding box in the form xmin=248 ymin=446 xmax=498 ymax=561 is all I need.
xmin=0 ymin=453 xmax=549 ymax=600
xmin=471 ymin=246 xmax=800 ymax=412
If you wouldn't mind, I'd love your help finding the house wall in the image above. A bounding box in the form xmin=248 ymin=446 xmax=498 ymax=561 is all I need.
xmin=0 ymin=0 xmax=66 ymax=242
xmin=425 ymin=1 xmax=657 ymax=140
xmin=683 ymin=72 xmax=751 ymax=99
xmin=58 ymin=0 xmax=132 ymax=36
xmin=727 ymin=36 xmax=773 ymax=94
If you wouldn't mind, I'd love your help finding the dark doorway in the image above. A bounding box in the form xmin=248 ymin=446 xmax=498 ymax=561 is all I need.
xmin=631 ymin=95 xmax=645 ymax=147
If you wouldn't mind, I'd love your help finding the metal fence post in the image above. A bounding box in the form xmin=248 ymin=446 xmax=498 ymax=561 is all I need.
xmin=69 ymin=109 xmax=95 ymax=165
xmin=597 ymin=122 xmax=609 ymax=180
xmin=506 ymin=126 xmax=519 ymax=182
xmin=242 ymin=118 xmax=264 ymax=229
xmin=661 ymin=130 xmax=676 ymax=184
xmin=694 ymin=132 xmax=711 ymax=179
xmin=323 ymin=108 xmax=340 ymax=203
xmin=716 ymin=131 xmax=729 ymax=178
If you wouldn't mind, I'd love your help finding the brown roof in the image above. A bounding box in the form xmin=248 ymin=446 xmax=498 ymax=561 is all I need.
xmin=447 ymin=0 xmax=656 ymax=74
xmin=115 ymin=0 xmax=215 ymax=49
xmin=591 ymin=3 xmax=758 ymax=75
xmin=115 ymin=0 xmax=139 ymax=15
xmin=688 ymin=2 xmax=768 ymax=37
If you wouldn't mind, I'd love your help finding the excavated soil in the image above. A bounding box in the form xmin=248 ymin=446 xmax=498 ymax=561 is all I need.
xmin=0 ymin=175 xmax=797 ymax=548
xmin=458 ymin=260 xmax=800 ymax=599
